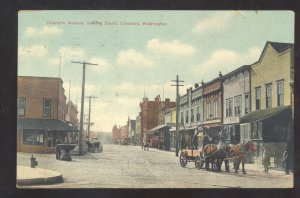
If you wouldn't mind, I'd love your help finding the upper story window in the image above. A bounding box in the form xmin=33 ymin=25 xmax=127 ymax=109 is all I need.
xmin=277 ymin=80 xmax=284 ymax=106
xmin=191 ymin=108 xmax=194 ymax=122
xmin=244 ymin=93 xmax=250 ymax=114
xmin=185 ymin=110 xmax=189 ymax=123
xmin=196 ymin=106 xmax=200 ymax=122
xmin=213 ymin=100 xmax=218 ymax=118
xmin=207 ymin=102 xmax=211 ymax=120
xmin=255 ymin=87 xmax=261 ymax=110
xmin=266 ymin=84 xmax=272 ymax=108
xmin=226 ymin=98 xmax=233 ymax=117
xmin=43 ymin=99 xmax=51 ymax=117
xmin=18 ymin=97 xmax=26 ymax=116
xmin=181 ymin=112 xmax=184 ymax=124
xmin=234 ymin=95 xmax=242 ymax=116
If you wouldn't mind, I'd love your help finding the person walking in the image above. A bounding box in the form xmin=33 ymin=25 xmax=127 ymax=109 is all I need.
xmin=55 ymin=138 xmax=62 ymax=160
xmin=282 ymin=146 xmax=290 ymax=175
xmin=262 ymin=145 xmax=271 ymax=173
xmin=192 ymin=129 xmax=199 ymax=150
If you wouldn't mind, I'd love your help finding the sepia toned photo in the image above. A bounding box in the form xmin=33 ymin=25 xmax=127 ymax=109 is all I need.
xmin=17 ymin=10 xmax=294 ymax=188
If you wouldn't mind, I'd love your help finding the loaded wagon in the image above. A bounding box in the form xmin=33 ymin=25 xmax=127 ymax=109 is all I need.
xmin=179 ymin=149 xmax=205 ymax=169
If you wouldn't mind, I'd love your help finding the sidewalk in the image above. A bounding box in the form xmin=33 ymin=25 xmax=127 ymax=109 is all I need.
xmin=17 ymin=166 xmax=63 ymax=186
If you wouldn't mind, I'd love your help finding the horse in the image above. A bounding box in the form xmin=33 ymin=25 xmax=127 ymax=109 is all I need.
xmin=203 ymin=144 xmax=218 ymax=171
xmin=226 ymin=140 xmax=256 ymax=174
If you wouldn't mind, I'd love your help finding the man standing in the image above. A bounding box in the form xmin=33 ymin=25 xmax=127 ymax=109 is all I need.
xmin=262 ymin=145 xmax=271 ymax=173
xmin=192 ymin=129 xmax=199 ymax=150
xmin=282 ymin=146 xmax=289 ymax=175
xmin=55 ymin=138 xmax=62 ymax=160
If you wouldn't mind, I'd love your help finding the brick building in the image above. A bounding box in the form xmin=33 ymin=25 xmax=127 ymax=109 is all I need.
xmin=112 ymin=124 xmax=120 ymax=144
xmin=17 ymin=76 xmax=77 ymax=153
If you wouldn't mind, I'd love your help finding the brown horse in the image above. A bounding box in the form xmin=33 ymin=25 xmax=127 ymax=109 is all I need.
xmin=203 ymin=144 xmax=218 ymax=171
xmin=227 ymin=141 xmax=256 ymax=174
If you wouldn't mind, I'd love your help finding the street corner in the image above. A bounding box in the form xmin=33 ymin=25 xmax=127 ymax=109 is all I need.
xmin=17 ymin=166 xmax=64 ymax=187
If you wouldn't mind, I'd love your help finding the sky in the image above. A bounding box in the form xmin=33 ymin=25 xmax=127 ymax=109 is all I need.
xmin=18 ymin=11 xmax=294 ymax=132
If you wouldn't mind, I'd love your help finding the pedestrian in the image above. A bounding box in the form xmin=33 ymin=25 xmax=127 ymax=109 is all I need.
xmin=55 ymin=138 xmax=62 ymax=160
xmin=192 ymin=130 xmax=199 ymax=150
xmin=282 ymin=146 xmax=290 ymax=175
xmin=262 ymin=145 xmax=271 ymax=173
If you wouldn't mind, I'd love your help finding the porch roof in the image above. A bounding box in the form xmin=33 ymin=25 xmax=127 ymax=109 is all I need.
xmin=17 ymin=118 xmax=78 ymax=132
xmin=240 ymin=106 xmax=291 ymax=123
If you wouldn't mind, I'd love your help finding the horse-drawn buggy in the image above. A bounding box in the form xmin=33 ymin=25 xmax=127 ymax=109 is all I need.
xmin=87 ymin=137 xmax=103 ymax=153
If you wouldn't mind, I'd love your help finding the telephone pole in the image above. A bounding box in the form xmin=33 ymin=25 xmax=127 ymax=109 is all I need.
xmin=171 ymin=74 xmax=184 ymax=156
xmin=71 ymin=61 xmax=98 ymax=155
xmin=85 ymin=95 xmax=97 ymax=141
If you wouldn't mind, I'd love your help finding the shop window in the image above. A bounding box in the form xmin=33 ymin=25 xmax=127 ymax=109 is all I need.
xmin=17 ymin=97 xmax=26 ymax=116
xmin=23 ymin=129 xmax=44 ymax=145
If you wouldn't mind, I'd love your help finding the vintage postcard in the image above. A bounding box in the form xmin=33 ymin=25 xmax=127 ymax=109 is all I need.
xmin=17 ymin=10 xmax=294 ymax=188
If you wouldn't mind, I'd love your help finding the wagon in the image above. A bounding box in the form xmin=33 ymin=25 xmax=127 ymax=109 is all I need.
xmin=179 ymin=149 xmax=205 ymax=169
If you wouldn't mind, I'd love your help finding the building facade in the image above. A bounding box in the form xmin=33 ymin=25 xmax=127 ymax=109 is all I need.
xmin=240 ymin=41 xmax=294 ymax=168
xmin=17 ymin=76 xmax=76 ymax=153
xmin=127 ymin=118 xmax=136 ymax=145
xmin=135 ymin=114 xmax=141 ymax=145
xmin=222 ymin=65 xmax=251 ymax=144
xmin=202 ymin=73 xmax=223 ymax=143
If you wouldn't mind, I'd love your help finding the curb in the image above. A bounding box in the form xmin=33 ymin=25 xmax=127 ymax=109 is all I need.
xmin=17 ymin=174 xmax=64 ymax=186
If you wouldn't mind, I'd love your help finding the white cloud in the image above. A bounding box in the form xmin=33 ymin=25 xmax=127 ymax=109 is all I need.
xmin=19 ymin=45 xmax=47 ymax=57
xmin=88 ymin=57 xmax=109 ymax=73
xmin=147 ymin=39 xmax=196 ymax=57
xmin=25 ymin=26 xmax=63 ymax=37
xmin=117 ymin=49 xmax=153 ymax=68
xmin=192 ymin=13 xmax=233 ymax=33
xmin=194 ymin=46 xmax=262 ymax=79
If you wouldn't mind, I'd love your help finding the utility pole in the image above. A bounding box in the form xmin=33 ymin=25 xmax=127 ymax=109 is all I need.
xmin=171 ymin=74 xmax=184 ymax=157
xmin=85 ymin=95 xmax=97 ymax=141
xmin=71 ymin=61 xmax=98 ymax=155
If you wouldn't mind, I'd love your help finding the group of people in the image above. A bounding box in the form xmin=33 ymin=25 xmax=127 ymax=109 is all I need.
xmin=262 ymin=145 xmax=290 ymax=175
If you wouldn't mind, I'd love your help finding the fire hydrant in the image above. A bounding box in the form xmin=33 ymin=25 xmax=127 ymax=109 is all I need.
xmin=30 ymin=155 xmax=38 ymax=168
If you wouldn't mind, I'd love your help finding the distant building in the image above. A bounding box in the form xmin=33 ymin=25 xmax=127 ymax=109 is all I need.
xmin=17 ymin=76 xmax=77 ymax=153
xmin=135 ymin=114 xmax=141 ymax=145
xmin=119 ymin=125 xmax=128 ymax=144
xmin=127 ymin=118 xmax=136 ymax=145
xmin=112 ymin=124 xmax=120 ymax=144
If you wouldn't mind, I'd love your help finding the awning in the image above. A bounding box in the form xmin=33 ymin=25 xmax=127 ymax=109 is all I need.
xmin=240 ymin=106 xmax=291 ymax=124
xmin=148 ymin=124 xmax=168 ymax=132
xmin=17 ymin=118 xmax=78 ymax=132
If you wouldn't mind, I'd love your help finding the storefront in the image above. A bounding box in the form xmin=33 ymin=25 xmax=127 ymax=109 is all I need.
xmin=147 ymin=124 xmax=172 ymax=150
xmin=240 ymin=106 xmax=292 ymax=168
xmin=17 ymin=118 xmax=78 ymax=153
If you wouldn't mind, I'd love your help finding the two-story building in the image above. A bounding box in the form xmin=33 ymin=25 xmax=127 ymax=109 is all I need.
xmin=135 ymin=114 xmax=141 ymax=146
xmin=202 ymin=73 xmax=223 ymax=143
xmin=127 ymin=118 xmax=136 ymax=145
xmin=17 ymin=76 xmax=77 ymax=153
xmin=222 ymin=65 xmax=251 ymax=144
xmin=240 ymin=41 xmax=294 ymax=168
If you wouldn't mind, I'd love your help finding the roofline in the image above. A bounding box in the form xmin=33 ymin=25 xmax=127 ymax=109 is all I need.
xmin=18 ymin=76 xmax=64 ymax=83
xmin=222 ymin=65 xmax=251 ymax=79
xmin=251 ymin=41 xmax=294 ymax=66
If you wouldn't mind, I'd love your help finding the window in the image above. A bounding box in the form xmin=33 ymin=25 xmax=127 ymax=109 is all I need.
xmin=245 ymin=93 xmax=249 ymax=114
xmin=207 ymin=102 xmax=211 ymax=120
xmin=196 ymin=107 xmax=200 ymax=122
xmin=234 ymin=95 xmax=242 ymax=116
xmin=185 ymin=110 xmax=189 ymax=123
xmin=226 ymin=98 xmax=233 ymax=117
xmin=181 ymin=112 xmax=184 ymax=124
xmin=255 ymin=87 xmax=261 ymax=110
xmin=277 ymin=80 xmax=284 ymax=106
xmin=251 ymin=122 xmax=263 ymax=140
xmin=213 ymin=100 xmax=218 ymax=118
xmin=191 ymin=108 xmax=194 ymax=122
xmin=23 ymin=129 xmax=44 ymax=145
xmin=266 ymin=84 xmax=272 ymax=108
xmin=17 ymin=97 xmax=26 ymax=116
xmin=43 ymin=99 xmax=51 ymax=117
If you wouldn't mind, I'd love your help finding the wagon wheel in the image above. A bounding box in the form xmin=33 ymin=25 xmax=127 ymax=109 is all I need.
xmin=180 ymin=152 xmax=188 ymax=167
